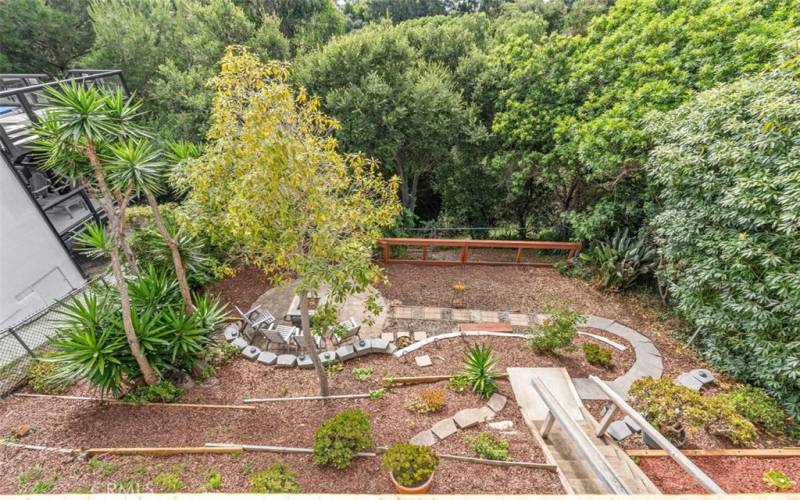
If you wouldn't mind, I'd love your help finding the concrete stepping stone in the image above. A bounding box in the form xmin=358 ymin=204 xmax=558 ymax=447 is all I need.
xmin=688 ymin=368 xmax=714 ymax=385
xmin=487 ymin=393 xmax=508 ymax=413
xmin=354 ymin=339 xmax=371 ymax=356
xmin=276 ymin=354 xmax=297 ymax=368
xmin=578 ymin=331 xmax=626 ymax=350
xmin=381 ymin=332 xmax=395 ymax=342
xmin=256 ymin=351 xmax=277 ymax=365
xmin=224 ymin=324 xmax=240 ymax=341
xmin=242 ymin=345 xmax=261 ymax=360
xmin=453 ymin=407 xmax=494 ymax=429
xmin=623 ymin=415 xmax=641 ymax=433
xmin=319 ymin=351 xmax=337 ymax=366
xmin=607 ymin=420 xmax=633 ymax=441
xmin=415 ymin=355 xmax=432 ymax=367
xmin=369 ymin=338 xmax=391 ymax=353
xmin=231 ymin=337 xmax=248 ymax=350
xmin=488 ymin=420 xmax=514 ymax=431
xmin=579 ymin=315 xmax=616 ymax=330
xmin=335 ymin=344 xmax=357 ymax=361
xmin=410 ymin=429 xmax=437 ymax=446
xmin=413 ymin=331 xmax=428 ymax=342
xmin=431 ymin=418 xmax=457 ymax=440
xmin=297 ymin=354 xmax=314 ymax=369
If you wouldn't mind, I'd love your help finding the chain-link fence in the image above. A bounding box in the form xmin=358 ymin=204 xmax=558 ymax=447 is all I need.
xmin=0 ymin=278 xmax=98 ymax=396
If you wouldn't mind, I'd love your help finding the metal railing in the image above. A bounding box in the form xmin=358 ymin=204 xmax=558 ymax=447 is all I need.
xmin=530 ymin=377 xmax=631 ymax=494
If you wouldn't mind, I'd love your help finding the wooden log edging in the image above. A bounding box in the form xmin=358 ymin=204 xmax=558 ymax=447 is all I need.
xmin=385 ymin=373 xmax=509 ymax=386
xmin=243 ymin=393 xmax=372 ymax=403
xmin=0 ymin=442 xmax=243 ymax=457
xmin=14 ymin=393 xmax=256 ymax=411
xmin=628 ymin=448 xmax=800 ymax=458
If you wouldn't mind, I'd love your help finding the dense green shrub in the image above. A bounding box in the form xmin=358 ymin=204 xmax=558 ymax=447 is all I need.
xmin=465 ymin=432 xmax=510 ymax=461
xmin=723 ymin=385 xmax=787 ymax=431
xmin=122 ymin=381 xmax=182 ymax=404
xmin=629 ymin=377 xmax=756 ymax=445
xmin=249 ymin=463 xmax=300 ymax=493
xmin=579 ymin=230 xmax=657 ymax=290
xmin=649 ymin=73 xmax=800 ymax=418
xmin=27 ymin=360 xmax=71 ymax=394
xmin=48 ymin=267 xmax=226 ymax=395
xmin=382 ymin=443 xmax=438 ymax=487
xmin=460 ymin=344 xmax=499 ymax=399
xmin=313 ymin=409 xmax=374 ymax=469
xmin=528 ymin=303 xmax=584 ymax=354
xmin=583 ymin=343 xmax=614 ymax=369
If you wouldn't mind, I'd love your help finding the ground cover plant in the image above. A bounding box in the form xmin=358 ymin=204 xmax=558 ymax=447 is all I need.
xmin=465 ymin=432 xmax=510 ymax=461
xmin=583 ymin=343 xmax=613 ymax=369
xmin=528 ymin=303 xmax=583 ymax=354
xmin=312 ymin=409 xmax=374 ymax=469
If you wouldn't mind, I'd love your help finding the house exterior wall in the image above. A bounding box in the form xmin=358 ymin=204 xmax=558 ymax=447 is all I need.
xmin=0 ymin=155 xmax=85 ymax=329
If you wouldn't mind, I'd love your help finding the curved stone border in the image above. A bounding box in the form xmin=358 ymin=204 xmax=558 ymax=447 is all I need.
xmin=222 ymin=322 xmax=395 ymax=369
xmin=410 ymin=393 xmax=508 ymax=446
xmin=393 ymin=331 xmax=529 ymax=357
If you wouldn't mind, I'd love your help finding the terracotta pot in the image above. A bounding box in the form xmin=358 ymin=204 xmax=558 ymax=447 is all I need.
xmin=389 ymin=471 xmax=433 ymax=494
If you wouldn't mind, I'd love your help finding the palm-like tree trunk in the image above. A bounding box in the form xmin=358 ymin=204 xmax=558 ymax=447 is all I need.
xmin=300 ymin=290 xmax=329 ymax=396
xmin=145 ymin=191 xmax=193 ymax=314
xmin=85 ymin=140 xmax=158 ymax=385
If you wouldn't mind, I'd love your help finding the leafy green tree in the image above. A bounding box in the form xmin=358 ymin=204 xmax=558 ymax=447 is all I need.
xmin=85 ymin=0 xmax=289 ymax=141
xmin=178 ymin=48 xmax=401 ymax=395
xmin=295 ymin=22 xmax=484 ymax=215
xmin=649 ymin=72 xmax=800 ymax=417
xmin=0 ymin=0 xmax=94 ymax=75
xmin=343 ymin=0 xmax=447 ymax=26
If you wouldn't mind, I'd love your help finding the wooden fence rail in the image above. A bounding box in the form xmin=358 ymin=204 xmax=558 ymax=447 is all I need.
xmin=377 ymin=238 xmax=582 ymax=267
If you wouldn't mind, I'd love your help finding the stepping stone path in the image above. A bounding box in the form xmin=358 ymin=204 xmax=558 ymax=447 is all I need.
xmin=459 ymin=322 xmax=513 ymax=332
xmin=676 ymin=368 xmax=715 ymax=390
xmin=409 ymin=393 xmax=507 ymax=446
xmin=415 ymin=355 xmax=432 ymax=367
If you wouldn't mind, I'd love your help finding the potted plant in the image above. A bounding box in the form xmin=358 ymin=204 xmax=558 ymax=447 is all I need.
xmin=382 ymin=443 xmax=438 ymax=494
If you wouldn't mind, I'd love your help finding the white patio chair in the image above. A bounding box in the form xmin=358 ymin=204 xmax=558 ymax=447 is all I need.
xmin=263 ymin=323 xmax=299 ymax=351
xmin=234 ymin=305 xmax=275 ymax=338
xmin=330 ymin=317 xmax=361 ymax=346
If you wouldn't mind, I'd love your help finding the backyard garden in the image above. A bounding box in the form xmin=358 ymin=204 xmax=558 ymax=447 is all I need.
xmin=2 ymin=0 xmax=800 ymax=495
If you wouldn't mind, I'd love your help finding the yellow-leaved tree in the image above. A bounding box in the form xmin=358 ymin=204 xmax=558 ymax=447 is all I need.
xmin=177 ymin=47 xmax=401 ymax=395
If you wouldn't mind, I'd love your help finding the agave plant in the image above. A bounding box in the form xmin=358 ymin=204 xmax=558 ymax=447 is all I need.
xmin=580 ymin=229 xmax=657 ymax=291
xmin=460 ymin=344 xmax=500 ymax=399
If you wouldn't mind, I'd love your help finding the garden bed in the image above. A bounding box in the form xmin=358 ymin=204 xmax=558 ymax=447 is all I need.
xmin=0 ymin=336 xmax=562 ymax=494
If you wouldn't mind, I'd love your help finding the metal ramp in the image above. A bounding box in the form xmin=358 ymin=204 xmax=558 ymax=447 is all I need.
xmin=508 ymin=367 xmax=659 ymax=495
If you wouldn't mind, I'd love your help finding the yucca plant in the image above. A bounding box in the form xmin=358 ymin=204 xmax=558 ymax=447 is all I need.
xmin=460 ymin=344 xmax=500 ymax=399
xmin=580 ymin=229 xmax=657 ymax=291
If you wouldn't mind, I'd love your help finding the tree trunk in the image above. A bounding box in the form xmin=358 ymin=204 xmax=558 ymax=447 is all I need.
xmin=118 ymin=184 xmax=140 ymax=274
xmin=145 ymin=191 xmax=193 ymax=314
xmin=84 ymin=139 xmax=158 ymax=385
xmin=300 ymin=290 xmax=329 ymax=396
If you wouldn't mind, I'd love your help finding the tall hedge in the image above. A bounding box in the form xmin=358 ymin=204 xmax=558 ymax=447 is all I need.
xmin=649 ymin=72 xmax=800 ymax=416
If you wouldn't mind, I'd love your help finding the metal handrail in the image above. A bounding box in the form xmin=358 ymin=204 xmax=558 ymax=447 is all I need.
xmin=588 ymin=375 xmax=725 ymax=494
xmin=530 ymin=377 xmax=631 ymax=494
xmin=0 ymin=70 xmax=125 ymax=99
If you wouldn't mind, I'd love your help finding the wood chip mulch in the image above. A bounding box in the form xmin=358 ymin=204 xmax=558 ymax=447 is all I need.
xmin=0 ymin=335 xmax=562 ymax=494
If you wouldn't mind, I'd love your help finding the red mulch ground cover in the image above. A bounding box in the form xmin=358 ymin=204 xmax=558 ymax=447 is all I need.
xmin=203 ymin=265 xmax=271 ymax=313
xmin=639 ymin=456 xmax=800 ymax=494
xmin=0 ymin=335 xmax=562 ymax=495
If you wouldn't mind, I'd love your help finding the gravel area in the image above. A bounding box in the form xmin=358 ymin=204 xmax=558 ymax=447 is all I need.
xmin=638 ymin=456 xmax=800 ymax=494
xmin=0 ymin=336 xmax=562 ymax=495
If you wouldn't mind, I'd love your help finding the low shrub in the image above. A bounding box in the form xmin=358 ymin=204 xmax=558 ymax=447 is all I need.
xmin=528 ymin=303 xmax=584 ymax=354
xmin=461 ymin=344 xmax=499 ymax=399
xmin=448 ymin=374 xmax=469 ymax=393
xmin=205 ymin=341 xmax=240 ymax=365
xmin=352 ymin=367 xmax=373 ymax=381
xmin=202 ymin=470 xmax=222 ymax=491
xmin=249 ymin=463 xmax=300 ymax=493
xmin=583 ymin=343 xmax=614 ymax=368
xmin=369 ymin=388 xmax=387 ymax=400
xmin=313 ymin=409 xmax=374 ymax=469
xmin=122 ymin=381 xmax=182 ymax=404
xmin=382 ymin=443 xmax=438 ymax=487
xmin=579 ymin=229 xmax=657 ymax=291
xmin=153 ymin=471 xmax=184 ymax=493
xmin=629 ymin=377 xmax=756 ymax=445
xmin=405 ymin=388 xmax=447 ymax=415
xmin=464 ymin=432 xmax=510 ymax=461
xmin=723 ymin=385 xmax=786 ymax=431
xmin=27 ymin=360 xmax=71 ymax=394
xmin=763 ymin=469 xmax=795 ymax=491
